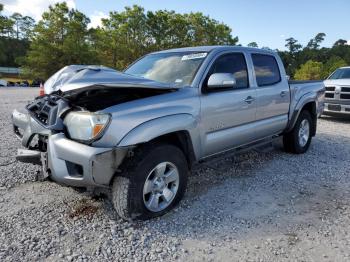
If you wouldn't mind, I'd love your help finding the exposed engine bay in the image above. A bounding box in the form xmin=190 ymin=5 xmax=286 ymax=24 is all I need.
xmin=17 ymin=85 xmax=175 ymax=155
xmin=62 ymin=86 xmax=175 ymax=111
xmin=26 ymin=86 xmax=175 ymax=130
xmin=26 ymin=64 xmax=178 ymax=129
xmin=18 ymin=64 xmax=179 ymax=155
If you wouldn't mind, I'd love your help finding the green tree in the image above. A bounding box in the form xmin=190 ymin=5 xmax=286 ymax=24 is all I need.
xmin=0 ymin=5 xmax=35 ymax=67
xmin=184 ymin=12 xmax=237 ymax=46
xmin=280 ymin=37 xmax=303 ymax=77
xmin=321 ymin=56 xmax=347 ymax=79
xmin=285 ymin=37 xmax=302 ymax=54
xmin=247 ymin=42 xmax=258 ymax=48
xmin=0 ymin=4 xmax=6 ymax=63
xmin=294 ymin=60 xmax=322 ymax=80
xmin=10 ymin=13 xmax=22 ymax=39
xmin=0 ymin=4 xmax=16 ymax=65
xmin=3 ymin=2 xmax=346 ymax=80
xmin=0 ymin=4 xmax=14 ymax=38
xmin=333 ymin=39 xmax=347 ymax=47
xmin=0 ymin=3 xmax=6 ymax=34
xmin=10 ymin=13 xmax=35 ymax=39
xmin=306 ymin=33 xmax=326 ymax=49
xmin=97 ymin=5 xmax=149 ymax=69
xmin=94 ymin=5 xmax=238 ymax=70
xmin=146 ymin=10 xmax=189 ymax=50
xmin=22 ymin=2 xmax=95 ymax=79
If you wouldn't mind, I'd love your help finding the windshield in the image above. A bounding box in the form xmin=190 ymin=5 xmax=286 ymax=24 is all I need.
xmin=125 ymin=52 xmax=207 ymax=87
xmin=328 ymin=68 xmax=350 ymax=79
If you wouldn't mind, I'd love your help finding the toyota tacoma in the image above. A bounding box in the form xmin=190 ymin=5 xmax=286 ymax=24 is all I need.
xmin=12 ymin=46 xmax=325 ymax=220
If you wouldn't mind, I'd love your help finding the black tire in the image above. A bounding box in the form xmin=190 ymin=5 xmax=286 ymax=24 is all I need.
xmin=112 ymin=143 xmax=188 ymax=220
xmin=283 ymin=110 xmax=313 ymax=154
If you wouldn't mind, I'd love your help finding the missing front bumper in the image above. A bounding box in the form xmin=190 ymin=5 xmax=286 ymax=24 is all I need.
xmin=12 ymin=110 xmax=130 ymax=188
xmin=12 ymin=109 xmax=51 ymax=147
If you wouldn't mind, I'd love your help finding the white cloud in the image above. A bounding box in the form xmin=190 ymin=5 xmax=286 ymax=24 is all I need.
xmin=88 ymin=11 xmax=108 ymax=29
xmin=280 ymin=34 xmax=285 ymax=38
xmin=347 ymin=40 xmax=350 ymax=46
xmin=2 ymin=0 xmax=76 ymax=21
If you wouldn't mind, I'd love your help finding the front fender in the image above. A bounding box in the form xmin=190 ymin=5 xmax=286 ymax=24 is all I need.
xmin=118 ymin=113 xmax=201 ymax=159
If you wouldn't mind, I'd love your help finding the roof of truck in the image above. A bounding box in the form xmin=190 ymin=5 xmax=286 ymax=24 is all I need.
xmin=153 ymin=45 xmax=277 ymax=55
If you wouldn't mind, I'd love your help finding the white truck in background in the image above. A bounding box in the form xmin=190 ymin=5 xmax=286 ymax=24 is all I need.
xmin=323 ymin=66 xmax=350 ymax=116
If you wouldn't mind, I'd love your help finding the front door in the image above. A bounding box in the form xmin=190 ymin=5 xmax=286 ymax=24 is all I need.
xmin=200 ymin=52 xmax=257 ymax=157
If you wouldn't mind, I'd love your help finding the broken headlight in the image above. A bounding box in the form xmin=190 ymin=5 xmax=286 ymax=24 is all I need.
xmin=63 ymin=111 xmax=111 ymax=142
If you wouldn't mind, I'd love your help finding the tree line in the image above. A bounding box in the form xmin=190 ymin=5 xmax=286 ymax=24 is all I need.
xmin=0 ymin=2 xmax=349 ymax=80
xmin=0 ymin=3 xmax=34 ymax=68
xmin=279 ymin=34 xmax=349 ymax=80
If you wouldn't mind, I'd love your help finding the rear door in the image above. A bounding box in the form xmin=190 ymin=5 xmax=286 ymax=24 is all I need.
xmin=251 ymin=53 xmax=290 ymax=138
xmin=200 ymin=52 xmax=257 ymax=157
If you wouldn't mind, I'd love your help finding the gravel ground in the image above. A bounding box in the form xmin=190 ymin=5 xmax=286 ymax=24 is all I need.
xmin=1 ymin=87 xmax=350 ymax=261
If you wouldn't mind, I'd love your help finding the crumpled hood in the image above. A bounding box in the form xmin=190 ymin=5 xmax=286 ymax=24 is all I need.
xmin=44 ymin=65 xmax=176 ymax=95
xmin=323 ymin=79 xmax=350 ymax=86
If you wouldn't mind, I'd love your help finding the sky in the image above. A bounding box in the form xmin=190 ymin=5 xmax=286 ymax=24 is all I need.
xmin=2 ymin=0 xmax=350 ymax=50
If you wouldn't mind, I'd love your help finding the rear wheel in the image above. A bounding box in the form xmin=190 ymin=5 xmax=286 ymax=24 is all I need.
xmin=283 ymin=110 xmax=313 ymax=154
xmin=112 ymin=143 xmax=188 ymax=220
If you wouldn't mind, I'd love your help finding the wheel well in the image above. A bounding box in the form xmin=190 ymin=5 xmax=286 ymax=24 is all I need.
xmin=301 ymin=102 xmax=317 ymax=136
xmin=302 ymin=102 xmax=316 ymax=116
xmin=146 ymin=131 xmax=196 ymax=167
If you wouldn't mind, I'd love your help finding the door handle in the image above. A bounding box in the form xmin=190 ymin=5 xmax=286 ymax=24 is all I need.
xmin=244 ymin=96 xmax=255 ymax=104
xmin=280 ymin=91 xmax=287 ymax=97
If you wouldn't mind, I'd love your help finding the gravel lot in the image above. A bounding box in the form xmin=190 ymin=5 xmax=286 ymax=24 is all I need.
xmin=1 ymin=87 xmax=350 ymax=261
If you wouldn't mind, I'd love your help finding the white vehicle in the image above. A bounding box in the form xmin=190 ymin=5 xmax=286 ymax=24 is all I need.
xmin=0 ymin=79 xmax=8 ymax=86
xmin=323 ymin=66 xmax=350 ymax=116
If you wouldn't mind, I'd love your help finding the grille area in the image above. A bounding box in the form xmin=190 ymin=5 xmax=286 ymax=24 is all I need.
xmin=325 ymin=86 xmax=335 ymax=91
xmin=325 ymin=86 xmax=350 ymax=101
xmin=342 ymin=87 xmax=350 ymax=92
xmin=340 ymin=93 xmax=350 ymax=99
xmin=26 ymin=95 xmax=60 ymax=126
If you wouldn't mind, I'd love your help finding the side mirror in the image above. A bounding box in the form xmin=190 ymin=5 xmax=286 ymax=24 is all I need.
xmin=207 ymin=73 xmax=237 ymax=90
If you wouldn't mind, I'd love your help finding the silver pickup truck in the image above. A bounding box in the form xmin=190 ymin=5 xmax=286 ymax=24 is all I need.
xmin=12 ymin=46 xmax=325 ymax=220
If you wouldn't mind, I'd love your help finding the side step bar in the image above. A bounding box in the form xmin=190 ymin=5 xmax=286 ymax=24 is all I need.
xmin=16 ymin=149 xmax=41 ymax=165
xmin=199 ymin=136 xmax=281 ymax=163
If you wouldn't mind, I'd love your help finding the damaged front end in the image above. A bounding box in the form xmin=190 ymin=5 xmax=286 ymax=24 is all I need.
xmin=12 ymin=87 xmax=175 ymax=188
xmin=12 ymin=95 xmax=56 ymax=166
xmin=12 ymin=65 xmax=178 ymax=187
xmin=13 ymin=93 xmax=67 ymax=160
xmin=12 ymin=92 xmax=132 ymax=187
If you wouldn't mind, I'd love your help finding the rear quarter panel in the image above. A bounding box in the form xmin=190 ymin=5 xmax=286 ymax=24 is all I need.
xmin=287 ymin=81 xmax=325 ymax=131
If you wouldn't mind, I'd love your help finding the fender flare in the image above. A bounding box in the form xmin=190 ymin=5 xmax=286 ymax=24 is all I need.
xmin=118 ymin=113 xmax=201 ymax=159
xmin=286 ymin=93 xmax=317 ymax=133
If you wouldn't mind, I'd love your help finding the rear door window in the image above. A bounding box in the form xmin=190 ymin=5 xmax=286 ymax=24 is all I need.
xmin=252 ymin=54 xmax=281 ymax=86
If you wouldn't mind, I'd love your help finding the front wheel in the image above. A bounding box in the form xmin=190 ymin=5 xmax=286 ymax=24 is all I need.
xmin=283 ymin=110 xmax=313 ymax=154
xmin=112 ymin=144 xmax=188 ymax=220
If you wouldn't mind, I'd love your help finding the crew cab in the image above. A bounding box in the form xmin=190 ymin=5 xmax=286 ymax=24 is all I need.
xmin=12 ymin=46 xmax=325 ymax=220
